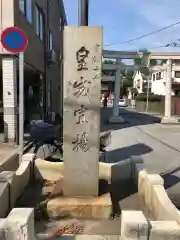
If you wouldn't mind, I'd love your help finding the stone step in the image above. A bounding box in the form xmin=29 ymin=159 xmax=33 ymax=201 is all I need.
xmin=46 ymin=193 xmax=112 ymax=220
xmin=35 ymin=218 xmax=121 ymax=238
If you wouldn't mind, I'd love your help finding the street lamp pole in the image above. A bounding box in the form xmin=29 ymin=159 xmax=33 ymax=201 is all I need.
xmin=78 ymin=0 xmax=89 ymax=26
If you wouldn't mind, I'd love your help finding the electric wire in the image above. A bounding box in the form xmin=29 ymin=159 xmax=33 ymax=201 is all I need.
xmin=104 ymin=20 xmax=180 ymax=48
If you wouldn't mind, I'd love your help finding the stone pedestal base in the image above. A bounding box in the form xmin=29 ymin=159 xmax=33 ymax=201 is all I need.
xmin=47 ymin=193 xmax=112 ymax=219
xmin=109 ymin=115 xmax=124 ymax=124
xmin=161 ymin=116 xmax=180 ymax=124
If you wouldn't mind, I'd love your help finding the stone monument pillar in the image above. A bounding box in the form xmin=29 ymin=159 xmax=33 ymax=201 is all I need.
xmin=109 ymin=58 xmax=124 ymax=123
xmin=63 ymin=26 xmax=102 ymax=196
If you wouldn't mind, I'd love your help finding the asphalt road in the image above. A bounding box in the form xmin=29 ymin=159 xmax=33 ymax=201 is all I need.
xmin=101 ymin=107 xmax=180 ymax=209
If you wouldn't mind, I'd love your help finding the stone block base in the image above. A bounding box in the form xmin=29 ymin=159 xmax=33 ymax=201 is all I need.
xmin=121 ymin=210 xmax=149 ymax=238
xmin=161 ymin=116 xmax=180 ymax=124
xmin=109 ymin=115 xmax=124 ymax=124
xmin=150 ymin=221 xmax=180 ymax=239
xmin=74 ymin=235 xmax=123 ymax=239
xmin=47 ymin=193 xmax=112 ymax=219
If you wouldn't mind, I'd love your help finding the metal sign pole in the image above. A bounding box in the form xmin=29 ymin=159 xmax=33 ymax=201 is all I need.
xmin=1 ymin=27 xmax=27 ymax=164
xmin=19 ymin=52 xmax=24 ymax=163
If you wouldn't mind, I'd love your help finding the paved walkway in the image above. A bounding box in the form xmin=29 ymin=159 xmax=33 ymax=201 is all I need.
xmin=0 ymin=143 xmax=19 ymax=173
xmin=0 ymin=143 xmax=18 ymax=163
xmin=102 ymin=107 xmax=180 ymax=208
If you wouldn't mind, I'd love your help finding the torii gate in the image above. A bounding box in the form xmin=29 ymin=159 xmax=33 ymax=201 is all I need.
xmin=103 ymin=50 xmax=180 ymax=124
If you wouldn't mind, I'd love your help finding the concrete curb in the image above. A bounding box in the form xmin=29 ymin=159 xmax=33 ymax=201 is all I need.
xmin=35 ymin=158 xmax=113 ymax=182
xmin=0 ymin=208 xmax=36 ymax=239
xmin=138 ymin=169 xmax=180 ymax=223
xmin=34 ymin=155 xmax=144 ymax=184
xmin=0 ymin=149 xmax=19 ymax=173
xmin=121 ymin=210 xmax=180 ymax=239
xmin=0 ymin=153 xmax=35 ymax=217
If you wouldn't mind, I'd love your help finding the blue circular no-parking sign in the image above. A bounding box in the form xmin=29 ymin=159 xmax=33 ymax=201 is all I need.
xmin=1 ymin=27 xmax=28 ymax=53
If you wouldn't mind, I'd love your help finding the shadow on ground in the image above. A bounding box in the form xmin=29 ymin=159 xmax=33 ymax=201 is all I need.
xmin=101 ymin=107 xmax=161 ymax=132
xmin=103 ymin=143 xmax=153 ymax=163
xmin=99 ymin=143 xmax=153 ymax=217
xmin=161 ymin=166 xmax=180 ymax=190
xmin=99 ymin=178 xmax=138 ymax=218
xmin=158 ymin=166 xmax=180 ymax=210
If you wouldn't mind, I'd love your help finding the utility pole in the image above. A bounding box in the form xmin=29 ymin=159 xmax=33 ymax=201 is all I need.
xmin=78 ymin=0 xmax=89 ymax=26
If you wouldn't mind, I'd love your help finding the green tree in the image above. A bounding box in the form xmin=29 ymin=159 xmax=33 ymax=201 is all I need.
xmin=121 ymin=70 xmax=134 ymax=88
xmin=102 ymin=60 xmax=116 ymax=76
xmin=102 ymin=60 xmax=115 ymax=76
xmin=103 ymin=60 xmax=115 ymax=64
xmin=134 ymin=58 xmax=142 ymax=65
xmin=161 ymin=59 xmax=167 ymax=65
xmin=130 ymin=87 xmax=138 ymax=100
xmin=120 ymin=70 xmax=134 ymax=96
xmin=150 ymin=59 xmax=157 ymax=66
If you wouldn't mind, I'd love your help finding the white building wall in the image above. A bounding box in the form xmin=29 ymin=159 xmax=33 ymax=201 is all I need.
xmin=172 ymin=65 xmax=180 ymax=82
xmin=103 ymin=61 xmax=180 ymax=96
xmin=133 ymin=71 xmax=144 ymax=93
xmin=2 ymin=58 xmax=17 ymax=142
xmin=151 ymin=80 xmax=166 ymax=95
xmin=151 ymin=69 xmax=177 ymax=96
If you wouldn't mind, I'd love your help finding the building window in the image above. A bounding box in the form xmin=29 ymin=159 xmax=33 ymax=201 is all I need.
xmin=175 ymin=71 xmax=180 ymax=78
xmin=35 ymin=6 xmax=39 ymax=36
xmin=19 ymin=0 xmax=32 ymax=24
xmin=19 ymin=0 xmax=25 ymax=14
xmin=26 ymin=0 xmax=32 ymax=23
xmin=39 ymin=13 xmax=43 ymax=40
xmin=36 ymin=5 xmax=44 ymax=41
xmin=49 ymin=31 xmax=53 ymax=49
xmin=136 ymin=79 xmax=140 ymax=89
xmin=156 ymin=72 xmax=161 ymax=80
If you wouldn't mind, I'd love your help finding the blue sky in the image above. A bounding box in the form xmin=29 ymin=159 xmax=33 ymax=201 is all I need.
xmin=64 ymin=0 xmax=180 ymax=52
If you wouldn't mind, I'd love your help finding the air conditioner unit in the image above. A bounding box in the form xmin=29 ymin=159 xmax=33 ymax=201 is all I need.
xmin=47 ymin=49 xmax=57 ymax=65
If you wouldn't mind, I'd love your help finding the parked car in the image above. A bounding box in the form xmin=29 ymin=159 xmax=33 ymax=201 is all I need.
xmin=119 ymin=99 xmax=127 ymax=107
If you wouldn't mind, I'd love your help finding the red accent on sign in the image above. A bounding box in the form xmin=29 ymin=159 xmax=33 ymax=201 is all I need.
xmin=1 ymin=27 xmax=28 ymax=53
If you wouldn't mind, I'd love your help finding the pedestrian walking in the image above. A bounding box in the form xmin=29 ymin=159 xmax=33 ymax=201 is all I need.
xmin=103 ymin=96 xmax=108 ymax=108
